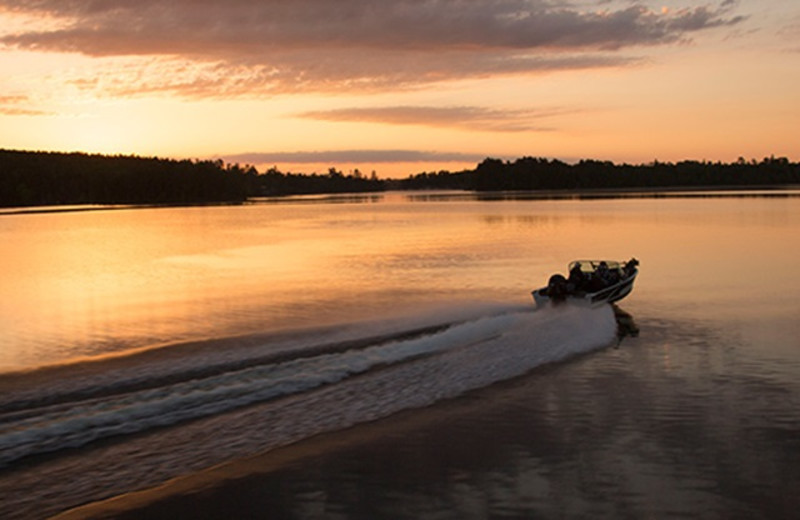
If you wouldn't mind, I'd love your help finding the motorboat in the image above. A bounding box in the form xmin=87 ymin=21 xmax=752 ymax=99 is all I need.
xmin=532 ymin=259 xmax=639 ymax=308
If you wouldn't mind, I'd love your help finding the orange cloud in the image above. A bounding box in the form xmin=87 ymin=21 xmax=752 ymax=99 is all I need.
xmin=47 ymin=52 xmax=640 ymax=100
xmin=0 ymin=94 xmax=48 ymax=115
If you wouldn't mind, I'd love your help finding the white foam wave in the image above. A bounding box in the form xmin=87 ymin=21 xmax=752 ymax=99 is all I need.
xmin=0 ymin=304 xmax=615 ymax=467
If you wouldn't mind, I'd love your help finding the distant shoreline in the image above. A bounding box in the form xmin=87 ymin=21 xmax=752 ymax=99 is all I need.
xmin=3 ymin=185 xmax=800 ymax=217
xmin=3 ymin=149 xmax=798 ymax=211
xmin=469 ymin=184 xmax=800 ymax=199
xmin=0 ymin=201 xmax=246 ymax=217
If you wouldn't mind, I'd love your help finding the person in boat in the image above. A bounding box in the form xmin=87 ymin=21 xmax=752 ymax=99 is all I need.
xmin=587 ymin=263 xmax=609 ymax=292
xmin=623 ymin=258 xmax=639 ymax=278
xmin=598 ymin=261 xmax=621 ymax=285
xmin=567 ymin=262 xmax=586 ymax=293
xmin=605 ymin=264 xmax=620 ymax=285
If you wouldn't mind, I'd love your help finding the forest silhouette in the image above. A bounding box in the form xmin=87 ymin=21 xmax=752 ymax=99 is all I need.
xmin=0 ymin=150 xmax=382 ymax=207
xmin=1 ymin=149 xmax=798 ymax=208
xmin=400 ymin=156 xmax=800 ymax=191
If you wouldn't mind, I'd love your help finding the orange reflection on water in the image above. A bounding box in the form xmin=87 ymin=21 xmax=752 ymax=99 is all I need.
xmin=1 ymin=193 xmax=799 ymax=370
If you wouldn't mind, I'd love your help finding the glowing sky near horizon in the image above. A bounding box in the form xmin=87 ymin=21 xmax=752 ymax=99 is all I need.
xmin=0 ymin=0 xmax=798 ymax=177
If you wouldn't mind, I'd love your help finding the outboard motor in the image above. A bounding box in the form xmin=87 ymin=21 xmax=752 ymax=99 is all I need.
xmin=547 ymin=274 xmax=568 ymax=303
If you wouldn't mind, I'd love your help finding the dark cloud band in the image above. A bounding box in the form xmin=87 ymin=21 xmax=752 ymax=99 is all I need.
xmin=0 ymin=1 xmax=742 ymax=54
xmin=0 ymin=1 xmax=745 ymax=97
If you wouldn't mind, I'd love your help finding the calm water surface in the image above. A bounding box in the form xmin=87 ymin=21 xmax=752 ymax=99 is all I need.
xmin=1 ymin=191 xmax=799 ymax=519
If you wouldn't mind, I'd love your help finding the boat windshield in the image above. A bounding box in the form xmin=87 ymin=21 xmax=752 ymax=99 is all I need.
xmin=569 ymin=260 xmax=623 ymax=272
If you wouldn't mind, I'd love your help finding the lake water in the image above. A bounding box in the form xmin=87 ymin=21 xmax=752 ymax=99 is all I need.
xmin=1 ymin=191 xmax=799 ymax=519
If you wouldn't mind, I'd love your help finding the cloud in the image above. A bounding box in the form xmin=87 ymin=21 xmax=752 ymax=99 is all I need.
xmin=0 ymin=1 xmax=745 ymax=97
xmin=0 ymin=94 xmax=48 ymax=115
xmin=52 ymin=51 xmax=640 ymax=99
xmin=0 ymin=95 xmax=27 ymax=104
xmin=777 ymin=18 xmax=800 ymax=38
xmin=223 ymin=150 xmax=488 ymax=165
xmin=295 ymin=105 xmax=574 ymax=132
xmin=0 ymin=1 xmax=743 ymax=54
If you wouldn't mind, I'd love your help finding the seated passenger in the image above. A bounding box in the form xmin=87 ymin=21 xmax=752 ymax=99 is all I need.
xmin=567 ymin=262 xmax=585 ymax=292
xmin=623 ymin=258 xmax=639 ymax=278
xmin=586 ymin=272 xmax=607 ymax=292
xmin=598 ymin=261 xmax=620 ymax=285
xmin=597 ymin=261 xmax=609 ymax=281
xmin=584 ymin=261 xmax=614 ymax=292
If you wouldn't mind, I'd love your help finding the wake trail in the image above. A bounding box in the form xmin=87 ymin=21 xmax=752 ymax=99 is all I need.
xmin=0 ymin=303 xmax=616 ymax=470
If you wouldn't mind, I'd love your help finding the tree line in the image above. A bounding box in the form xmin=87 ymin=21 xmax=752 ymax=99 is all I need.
xmin=400 ymin=156 xmax=800 ymax=191
xmin=0 ymin=149 xmax=384 ymax=207
xmin=1 ymin=149 xmax=798 ymax=208
xmin=256 ymin=167 xmax=384 ymax=196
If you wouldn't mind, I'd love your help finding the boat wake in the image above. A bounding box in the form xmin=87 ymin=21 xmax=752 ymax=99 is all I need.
xmin=0 ymin=303 xmax=617 ymax=519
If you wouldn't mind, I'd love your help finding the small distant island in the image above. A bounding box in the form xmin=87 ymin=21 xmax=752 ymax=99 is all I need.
xmin=1 ymin=148 xmax=798 ymax=208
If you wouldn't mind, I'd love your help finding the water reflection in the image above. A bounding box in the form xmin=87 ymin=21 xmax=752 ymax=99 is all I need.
xmin=249 ymin=193 xmax=384 ymax=205
xmin=472 ymin=188 xmax=800 ymax=202
xmin=613 ymin=305 xmax=639 ymax=345
xmin=3 ymin=193 xmax=800 ymax=371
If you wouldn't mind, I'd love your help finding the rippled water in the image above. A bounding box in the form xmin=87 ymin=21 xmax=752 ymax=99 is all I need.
xmin=92 ymin=312 xmax=800 ymax=520
xmin=1 ymin=191 xmax=799 ymax=519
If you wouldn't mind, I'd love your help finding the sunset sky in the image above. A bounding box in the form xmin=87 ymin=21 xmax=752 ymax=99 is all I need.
xmin=1 ymin=0 xmax=798 ymax=177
